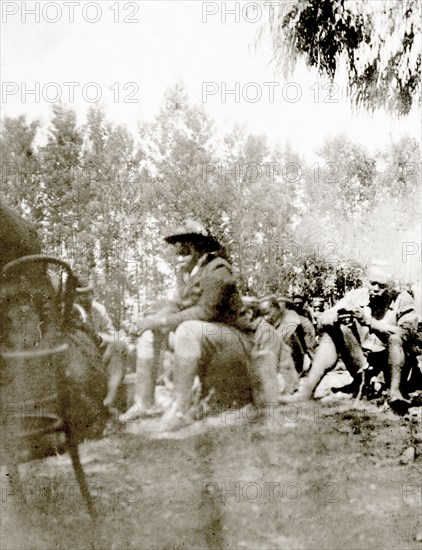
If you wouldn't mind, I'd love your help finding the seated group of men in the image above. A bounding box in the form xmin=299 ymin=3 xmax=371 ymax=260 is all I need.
xmin=283 ymin=268 xmax=420 ymax=410
xmin=82 ymin=219 xmax=418 ymax=432
xmin=2 ymin=202 xmax=420 ymax=435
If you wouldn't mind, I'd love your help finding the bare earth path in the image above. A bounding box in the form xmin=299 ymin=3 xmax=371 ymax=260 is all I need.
xmin=1 ymin=395 xmax=421 ymax=550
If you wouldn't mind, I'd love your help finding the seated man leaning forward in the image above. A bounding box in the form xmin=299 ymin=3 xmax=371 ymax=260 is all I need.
xmin=75 ymin=281 xmax=128 ymax=413
xmin=279 ymin=261 xmax=420 ymax=412
xmin=120 ymin=220 xmax=277 ymax=431
xmin=239 ymin=295 xmax=281 ymax=406
xmin=291 ymin=292 xmax=316 ymax=357
xmin=258 ymin=295 xmax=309 ymax=375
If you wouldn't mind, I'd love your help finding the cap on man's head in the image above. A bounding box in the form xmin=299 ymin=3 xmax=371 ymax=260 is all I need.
xmin=258 ymin=295 xmax=280 ymax=309
xmin=240 ymin=295 xmax=258 ymax=314
xmin=241 ymin=295 xmax=259 ymax=307
xmin=164 ymin=219 xmax=221 ymax=251
xmin=367 ymin=260 xmax=394 ymax=285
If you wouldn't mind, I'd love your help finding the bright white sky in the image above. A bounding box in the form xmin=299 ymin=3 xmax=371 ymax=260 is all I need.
xmin=1 ymin=0 xmax=420 ymax=159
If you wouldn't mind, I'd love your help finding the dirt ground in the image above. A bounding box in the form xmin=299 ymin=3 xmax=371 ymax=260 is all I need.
xmin=1 ymin=375 xmax=421 ymax=550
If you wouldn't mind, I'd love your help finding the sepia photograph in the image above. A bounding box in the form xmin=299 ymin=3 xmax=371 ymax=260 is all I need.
xmin=1 ymin=1 xmax=421 ymax=548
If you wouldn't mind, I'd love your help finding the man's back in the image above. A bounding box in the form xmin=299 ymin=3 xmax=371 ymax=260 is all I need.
xmin=274 ymin=308 xmax=302 ymax=342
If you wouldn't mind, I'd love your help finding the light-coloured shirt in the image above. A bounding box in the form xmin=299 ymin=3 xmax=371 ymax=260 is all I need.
xmin=321 ymin=287 xmax=419 ymax=352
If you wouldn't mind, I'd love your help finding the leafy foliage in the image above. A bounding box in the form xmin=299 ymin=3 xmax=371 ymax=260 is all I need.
xmin=1 ymin=83 xmax=419 ymax=324
xmin=1 ymin=115 xmax=40 ymax=213
xmin=257 ymin=0 xmax=421 ymax=115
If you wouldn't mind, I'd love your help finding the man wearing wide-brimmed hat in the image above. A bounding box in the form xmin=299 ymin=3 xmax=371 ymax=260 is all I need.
xmin=279 ymin=260 xmax=420 ymax=413
xmin=120 ymin=220 xmax=272 ymax=431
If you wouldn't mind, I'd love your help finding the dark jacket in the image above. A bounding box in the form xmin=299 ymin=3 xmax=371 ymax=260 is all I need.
xmin=162 ymin=253 xmax=244 ymax=331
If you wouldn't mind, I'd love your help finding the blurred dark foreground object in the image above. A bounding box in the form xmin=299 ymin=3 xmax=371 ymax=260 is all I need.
xmin=0 ymin=203 xmax=101 ymax=516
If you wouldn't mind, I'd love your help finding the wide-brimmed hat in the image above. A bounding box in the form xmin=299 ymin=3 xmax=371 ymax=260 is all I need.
xmin=164 ymin=219 xmax=221 ymax=251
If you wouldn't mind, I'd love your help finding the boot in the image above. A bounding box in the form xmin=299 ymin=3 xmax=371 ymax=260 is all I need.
xmin=103 ymin=347 xmax=126 ymax=410
xmin=119 ymin=357 xmax=162 ymax=423
xmin=158 ymin=356 xmax=198 ymax=432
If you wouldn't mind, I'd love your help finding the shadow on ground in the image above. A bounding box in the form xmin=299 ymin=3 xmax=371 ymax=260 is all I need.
xmin=1 ymin=396 xmax=421 ymax=550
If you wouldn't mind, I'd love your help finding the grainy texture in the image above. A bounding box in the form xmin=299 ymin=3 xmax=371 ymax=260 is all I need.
xmin=1 ymin=396 xmax=421 ymax=550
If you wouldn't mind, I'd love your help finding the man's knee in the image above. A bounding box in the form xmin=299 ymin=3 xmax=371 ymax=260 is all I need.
xmin=174 ymin=321 xmax=204 ymax=357
xmin=312 ymin=330 xmax=339 ymax=368
xmin=174 ymin=320 xmax=243 ymax=348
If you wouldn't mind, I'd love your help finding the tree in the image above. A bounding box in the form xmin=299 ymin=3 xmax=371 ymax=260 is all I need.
xmin=377 ymin=136 xmax=420 ymax=200
xmin=358 ymin=136 xmax=421 ymax=270
xmin=217 ymin=129 xmax=300 ymax=292
xmin=39 ymin=104 xmax=83 ymax=251
xmin=315 ymin=134 xmax=377 ymax=217
xmin=2 ymin=83 xmax=416 ymax=319
xmin=130 ymin=82 xmax=227 ymax=309
xmin=80 ymin=106 xmax=145 ymax=324
xmin=257 ymin=0 xmax=421 ymax=115
xmin=0 ymin=115 xmax=40 ymax=214
xmin=140 ymin=81 xmax=224 ymax=226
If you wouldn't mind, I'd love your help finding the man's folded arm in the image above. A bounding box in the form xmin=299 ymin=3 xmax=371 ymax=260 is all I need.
xmin=318 ymin=289 xmax=368 ymax=326
xmin=162 ymin=263 xmax=236 ymax=331
xmin=368 ymin=291 xmax=418 ymax=337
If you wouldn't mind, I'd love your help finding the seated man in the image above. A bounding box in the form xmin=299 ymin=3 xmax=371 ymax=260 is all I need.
xmin=239 ymin=296 xmax=281 ymax=408
xmin=74 ymin=281 xmax=128 ymax=414
xmin=291 ymin=292 xmax=316 ymax=358
xmin=257 ymin=295 xmax=302 ymax=393
xmin=279 ymin=262 xmax=420 ymax=412
xmin=258 ymin=296 xmax=309 ymax=375
xmin=120 ymin=220 xmax=275 ymax=431
xmin=311 ymin=297 xmax=326 ymax=335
